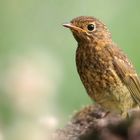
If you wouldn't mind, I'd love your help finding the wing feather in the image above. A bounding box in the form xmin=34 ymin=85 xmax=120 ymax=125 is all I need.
xmin=113 ymin=56 xmax=140 ymax=105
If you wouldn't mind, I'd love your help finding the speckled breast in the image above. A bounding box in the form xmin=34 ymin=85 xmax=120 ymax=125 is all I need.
xmin=76 ymin=44 xmax=137 ymax=114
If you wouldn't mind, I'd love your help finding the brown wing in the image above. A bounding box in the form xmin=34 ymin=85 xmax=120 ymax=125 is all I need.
xmin=106 ymin=44 xmax=140 ymax=105
xmin=113 ymin=54 xmax=140 ymax=105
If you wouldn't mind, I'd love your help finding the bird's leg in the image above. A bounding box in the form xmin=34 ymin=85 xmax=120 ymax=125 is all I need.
xmin=127 ymin=107 xmax=140 ymax=118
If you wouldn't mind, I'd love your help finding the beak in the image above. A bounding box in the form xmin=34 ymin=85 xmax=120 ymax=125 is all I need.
xmin=63 ymin=23 xmax=74 ymax=28
xmin=63 ymin=23 xmax=86 ymax=33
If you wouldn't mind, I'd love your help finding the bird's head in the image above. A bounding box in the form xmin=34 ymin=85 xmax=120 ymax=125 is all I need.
xmin=63 ymin=16 xmax=111 ymax=44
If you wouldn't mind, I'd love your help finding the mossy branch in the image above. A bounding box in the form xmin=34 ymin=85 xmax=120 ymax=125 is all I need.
xmin=53 ymin=104 xmax=140 ymax=140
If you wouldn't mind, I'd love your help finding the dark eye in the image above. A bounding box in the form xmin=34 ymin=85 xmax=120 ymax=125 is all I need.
xmin=87 ymin=24 xmax=95 ymax=31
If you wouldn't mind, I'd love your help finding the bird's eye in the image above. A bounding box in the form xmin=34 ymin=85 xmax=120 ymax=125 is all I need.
xmin=87 ymin=24 xmax=95 ymax=31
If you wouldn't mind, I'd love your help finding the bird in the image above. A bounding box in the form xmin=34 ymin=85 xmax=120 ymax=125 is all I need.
xmin=63 ymin=16 xmax=140 ymax=117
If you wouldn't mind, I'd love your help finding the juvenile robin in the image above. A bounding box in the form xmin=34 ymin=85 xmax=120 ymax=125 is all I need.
xmin=63 ymin=16 xmax=140 ymax=117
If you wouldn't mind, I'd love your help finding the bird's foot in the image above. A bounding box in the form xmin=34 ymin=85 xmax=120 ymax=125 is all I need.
xmin=127 ymin=108 xmax=140 ymax=118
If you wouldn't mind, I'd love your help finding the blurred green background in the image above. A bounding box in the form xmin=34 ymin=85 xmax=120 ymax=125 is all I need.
xmin=1 ymin=0 xmax=140 ymax=140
